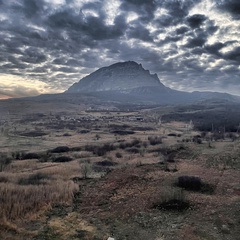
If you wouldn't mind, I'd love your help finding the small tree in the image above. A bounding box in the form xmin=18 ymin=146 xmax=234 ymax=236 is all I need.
xmin=80 ymin=161 xmax=92 ymax=179
xmin=0 ymin=154 xmax=11 ymax=172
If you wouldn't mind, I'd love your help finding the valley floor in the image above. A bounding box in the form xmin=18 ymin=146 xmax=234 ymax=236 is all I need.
xmin=0 ymin=105 xmax=240 ymax=240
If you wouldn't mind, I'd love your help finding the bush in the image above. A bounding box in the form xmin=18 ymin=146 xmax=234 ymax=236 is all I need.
xmin=168 ymin=133 xmax=177 ymax=137
xmin=84 ymin=144 xmax=96 ymax=152
xmin=178 ymin=176 xmax=202 ymax=191
xmin=192 ymin=136 xmax=202 ymax=144
xmin=39 ymin=153 xmax=51 ymax=162
xmin=212 ymin=132 xmax=224 ymax=141
xmin=85 ymin=143 xmax=116 ymax=156
xmin=15 ymin=152 xmax=24 ymax=160
xmin=95 ymin=160 xmax=117 ymax=167
xmin=115 ymin=152 xmax=122 ymax=158
xmin=22 ymin=152 xmax=39 ymax=160
xmin=119 ymin=142 xmax=129 ymax=149
xmin=126 ymin=147 xmax=140 ymax=154
xmin=19 ymin=131 xmax=47 ymax=137
xmin=165 ymin=152 xmax=176 ymax=163
xmin=0 ymin=176 xmax=9 ymax=183
xmin=79 ymin=129 xmax=90 ymax=134
xmin=70 ymin=146 xmax=82 ymax=151
xmin=0 ymin=154 xmax=12 ymax=171
xmin=226 ymin=132 xmax=238 ymax=141
xmin=148 ymin=136 xmax=163 ymax=145
xmin=101 ymin=143 xmax=116 ymax=152
xmin=111 ymin=130 xmax=135 ymax=135
xmin=18 ymin=173 xmax=49 ymax=185
xmin=50 ymin=146 xmax=70 ymax=153
xmin=63 ymin=133 xmax=72 ymax=137
xmin=131 ymin=139 xmax=141 ymax=146
xmin=80 ymin=162 xmax=92 ymax=179
xmin=53 ymin=156 xmax=73 ymax=162
xmin=153 ymin=188 xmax=189 ymax=211
xmin=119 ymin=139 xmax=142 ymax=149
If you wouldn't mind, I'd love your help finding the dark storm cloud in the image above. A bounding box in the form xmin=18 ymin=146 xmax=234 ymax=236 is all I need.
xmin=47 ymin=5 xmax=126 ymax=41
xmin=124 ymin=0 xmax=154 ymax=4
xmin=185 ymin=37 xmax=207 ymax=48
xmin=127 ymin=22 xmax=153 ymax=42
xmin=21 ymin=0 xmax=45 ymax=18
xmin=176 ymin=26 xmax=190 ymax=35
xmin=65 ymin=59 xmax=82 ymax=67
xmin=0 ymin=0 xmax=239 ymax=96
xmin=164 ymin=0 xmax=193 ymax=19
xmin=187 ymin=14 xmax=207 ymax=28
xmin=223 ymin=46 xmax=240 ymax=62
xmin=203 ymin=41 xmax=240 ymax=63
xmin=205 ymin=42 xmax=225 ymax=55
xmin=83 ymin=15 xmax=126 ymax=40
xmin=217 ymin=0 xmax=240 ymax=19
xmin=47 ymin=9 xmax=84 ymax=29
xmin=20 ymin=54 xmax=47 ymax=64
xmin=0 ymin=56 xmax=5 ymax=63
xmin=121 ymin=0 xmax=156 ymax=22
xmin=30 ymin=67 xmax=48 ymax=73
xmin=153 ymin=0 xmax=202 ymax=27
xmin=57 ymin=67 xmax=79 ymax=73
xmin=52 ymin=58 xmax=66 ymax=66
xmin=191 ymin=47 xmax=205 ymax=55
xmin=2 ymin=61 xmax=29 ymax=70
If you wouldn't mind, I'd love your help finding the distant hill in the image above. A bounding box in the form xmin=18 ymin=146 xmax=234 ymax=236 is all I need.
xmin=65 ymin=61 xmax=240 ymax=105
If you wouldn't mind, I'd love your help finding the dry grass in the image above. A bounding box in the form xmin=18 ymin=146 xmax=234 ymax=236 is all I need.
xmin=0 ymin=104 xmax=240 ymax=239
xmin=0 ymin=180 xmax=78 ymax=220
xmin=48 ymin=212 xmax=98 ymax=240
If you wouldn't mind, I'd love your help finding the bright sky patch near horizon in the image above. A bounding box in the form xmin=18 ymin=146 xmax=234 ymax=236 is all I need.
xmin=0 ymin=0 xmax=239 ymax=99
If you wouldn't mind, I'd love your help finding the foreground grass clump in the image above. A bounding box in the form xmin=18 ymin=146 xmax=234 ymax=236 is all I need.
xmin=50 ymin=146 xmax=70 ymax=153
xmin=115 ymin=152 xmax=122 ymax=158
xmin=53 ymin=156 xmax=73 ymax=162
xmin=178 ymin=176 xmax=202 ymax=191
xmin=19 ymin=131 xmax=47 ymax=137
xmin=178 ymin=176 xmax=215 ymax=194
xmin=95 ymin=160 xmax=117 ymax=167
xmin=126 ymin=147 xmax=140 ymax=154
xmin=18 ymin=173 xmax=50 ymax=185
xmin=21 ymin=152 xmax=39 ymax=160
xmin=153 ymin=188 xmax=190 ymax=211
xmin=0 ymin=155 xmax=11 ymax=172
xmin=0 ymin=180 xmax=79 ymax=220
xmin=119 ymin=139 xmax=142 ymax=149
xmin=0 ymin=176 xmax=8 ymax=183
xmin=85 ymin=143 xmax=116 ymax=156
xmin=148 ymin=136 xmax=163 ymax=145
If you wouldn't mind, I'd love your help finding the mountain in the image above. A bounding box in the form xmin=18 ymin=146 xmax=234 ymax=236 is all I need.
xmin=67 ymin=61 xmax=168 ymax=93
xmin=66 ymin=61 xmax=240 ymax=105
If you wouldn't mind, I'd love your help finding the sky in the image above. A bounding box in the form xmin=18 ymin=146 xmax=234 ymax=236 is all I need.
xmin=0 ymin=0 xmax=239 ymax=99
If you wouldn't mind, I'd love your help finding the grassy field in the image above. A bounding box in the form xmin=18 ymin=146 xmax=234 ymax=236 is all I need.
xmin=0 ymin=104 xmax=240 ymax=240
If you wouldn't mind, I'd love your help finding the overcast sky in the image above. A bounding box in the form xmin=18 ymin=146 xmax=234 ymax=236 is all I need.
xmin=0 ymin=0 xmax=239 ymax=99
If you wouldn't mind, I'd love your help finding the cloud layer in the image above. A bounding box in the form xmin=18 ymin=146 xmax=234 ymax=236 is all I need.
xmin=0 ymin=0 xmax=239 ymax=98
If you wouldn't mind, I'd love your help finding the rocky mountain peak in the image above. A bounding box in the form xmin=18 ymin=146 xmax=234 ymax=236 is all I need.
xmin=66 ymin=61 xmax=166 ymax=93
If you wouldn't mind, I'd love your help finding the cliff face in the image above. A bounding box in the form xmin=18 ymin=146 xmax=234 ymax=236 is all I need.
xmin=66 ymin=61 xmax=167 ymax=93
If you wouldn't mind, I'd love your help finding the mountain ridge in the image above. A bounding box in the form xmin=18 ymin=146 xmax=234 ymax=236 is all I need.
xmin=66 ymin=61 xmax=167 ymax=93
xmin=65 ymin=61 xmax=240 ymax=105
